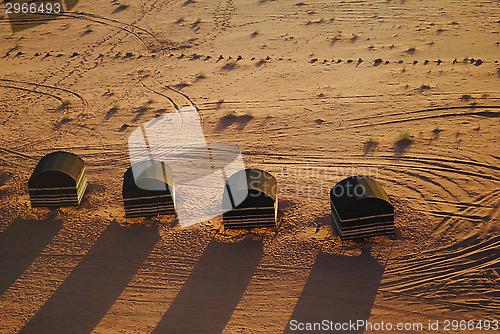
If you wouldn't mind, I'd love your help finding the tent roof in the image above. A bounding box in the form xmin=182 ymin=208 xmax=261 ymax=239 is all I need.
xmin=226 ymin=168 xmax=277 ymax=201
xmin=28 ymin=151 xmax=84 ymax=187
xmin=330 ymin=176 xmax=393 ymax=217
xmin=123 ymin=160 xmax=173 ymax=196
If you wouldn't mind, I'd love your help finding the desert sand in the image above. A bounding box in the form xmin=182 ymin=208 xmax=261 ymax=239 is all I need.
xmin=0 ymin=0 xmax=499 ymax=333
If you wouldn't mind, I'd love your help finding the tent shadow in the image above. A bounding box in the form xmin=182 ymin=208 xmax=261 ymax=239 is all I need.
xmin=18 ymin=221 xmax=160 ymax=334
xmin=152 ymin=237 xmax=263 ymax=334
xmin=0 ymin=212 xmax=62 ymax=296
xmin=284 ymin=249 xmax=384 ymax=334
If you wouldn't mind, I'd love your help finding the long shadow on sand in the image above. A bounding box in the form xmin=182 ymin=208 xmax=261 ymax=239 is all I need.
xmin=284 ymin=248 xmax=384 ymax=334
xmin=18 ymin=221 xmax=159 ymax=334
xmin=0 ymin=213 xmax=62 ymax=296
xmin=152 ymin=237 xmax=263 ymax=334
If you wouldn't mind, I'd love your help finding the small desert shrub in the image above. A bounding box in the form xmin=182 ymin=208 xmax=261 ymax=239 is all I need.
xmin=217 ymin=98 xmax=225 ymax=104
xmin=139 ymin=99 xmax=154 ymax=111
xmin=176 ymin=17 xmax=185 ymax=23
xmin=111 ymin=103 xmax=121 ymax=110
xmin=61 ymin=99 xmax=72 ymax=107
xmin=118 ymin=3 xmax=130 ymax=8
xmin=396 ymin=132 xmax=414 ymax=144
xmin=84 ymin=24 xmax=93 ymax=33
xmin=194 ymin=18 xmax=202 ymax=24
xmin=222 ymin=60 xmax=237 ymax=70
xmin=366 ymin=137 xmax=379 ymax=145
xmin=196 ymin=72 xmax=206 ymax=79
xmin=175 ymin=81 xmax=190 ymax=88
xmin=251 ymin=31 xmax=259 ymax=37
xmin=61 ymin=114 xmax=71 ymax=122
xmin=418 ymin=84 xmax=432 ymax=91
xmin=245 ymin=110 xmax=253 ymax=117
xmin=223 ymin=110 xmax=236 ymax=118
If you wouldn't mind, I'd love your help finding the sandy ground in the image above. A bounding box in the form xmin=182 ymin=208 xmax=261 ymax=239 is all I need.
xmin=0 ymin=0 xmax=499 ymax=333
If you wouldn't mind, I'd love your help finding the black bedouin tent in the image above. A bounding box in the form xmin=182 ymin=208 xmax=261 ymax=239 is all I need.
xmin=28 ymin=151 xmax=88 ymax=207
xmin=222 ymin=168 xmax=278 ymax=229
xmin=330 ymin=176 xmax=394 ymax=240
xmin=122 ymin=160 xmax=175 ymax=218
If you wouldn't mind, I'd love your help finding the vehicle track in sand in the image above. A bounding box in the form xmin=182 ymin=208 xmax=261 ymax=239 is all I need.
xmin=380 ymin=236 xmax=500 ymax=314
xmin=0 ymin=3 xmax=201 ymax=167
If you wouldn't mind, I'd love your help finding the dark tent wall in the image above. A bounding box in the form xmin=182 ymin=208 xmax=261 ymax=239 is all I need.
xmin=330 ymin=176 xmax=394 ymax=240
xmin=28 ymin=151 xmax=88 ymax=207
xmin=222 ymin=168 xmax=278 ymax=229
xmin=122 ymin=160 xmax=175 ymax=218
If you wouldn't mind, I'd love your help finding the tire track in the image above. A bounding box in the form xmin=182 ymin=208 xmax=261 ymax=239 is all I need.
xmin=211 ymin=105 xmax=500 ymax=137
xmin=0 ymin=78 xmax=91 ymax=151
xmin=430 ymin=189 xmax=500 ymax=238
xmin=381 ymin=236 xmax=500 ymax=313
xmin=0 ymin=78 xmax=89 ymax=113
